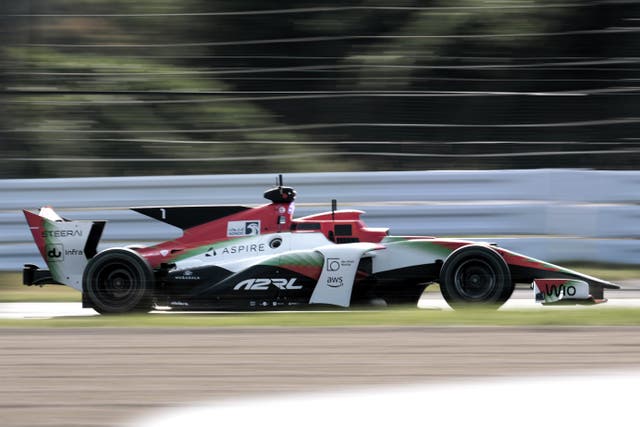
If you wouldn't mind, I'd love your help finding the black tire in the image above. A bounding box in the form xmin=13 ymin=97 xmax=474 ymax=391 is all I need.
xmin=439 ymin=245 xmax=514 ymax=310
xmin=83 ymin=248 xmax=154 ymax=314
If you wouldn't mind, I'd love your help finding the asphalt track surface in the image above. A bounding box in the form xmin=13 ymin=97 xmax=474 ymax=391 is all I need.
xmin=2 ymin=284 xmax=640 ymax=427
xmin=3 ymin=326 xmax=640 ymax=427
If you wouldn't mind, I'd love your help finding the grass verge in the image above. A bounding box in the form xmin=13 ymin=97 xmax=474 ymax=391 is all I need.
xmin=0 ymin=272 xmax=80 ymax=302
xmin=1 ymin=306 xmax=640 ymax=328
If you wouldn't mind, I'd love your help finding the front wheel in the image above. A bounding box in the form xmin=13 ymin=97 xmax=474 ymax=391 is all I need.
xmin=439 ymin=245 xmax=513 ymax=310
xmin=83 ymin=248 xmax=154 ymax=314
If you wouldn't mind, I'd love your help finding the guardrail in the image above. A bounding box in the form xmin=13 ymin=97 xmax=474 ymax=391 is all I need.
xmin=1 ymin=169 xmax=638 ymax=270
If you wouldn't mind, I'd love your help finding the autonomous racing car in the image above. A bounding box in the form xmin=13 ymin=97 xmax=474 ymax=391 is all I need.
xmin=23 ymin=176 xmax=619 ymax=314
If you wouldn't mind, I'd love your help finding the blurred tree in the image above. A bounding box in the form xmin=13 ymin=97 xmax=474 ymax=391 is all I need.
xmin=1 ymin=0 xmax=639 ymax=177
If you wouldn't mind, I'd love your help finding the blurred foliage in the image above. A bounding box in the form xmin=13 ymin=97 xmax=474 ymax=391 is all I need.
xmin=1 ymin=0 xmax=639 ymax=178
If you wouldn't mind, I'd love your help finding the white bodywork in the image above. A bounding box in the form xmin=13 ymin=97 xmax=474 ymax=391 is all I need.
xmin=533 ymin=279 xmax=592 ymax=304
xmin=33 ymin=211 xmax=100 ymax=290
xmin=173 ymin=232 xmax=333 ymax=272
xmin=310 ymin=243 xmax=381 ymax=307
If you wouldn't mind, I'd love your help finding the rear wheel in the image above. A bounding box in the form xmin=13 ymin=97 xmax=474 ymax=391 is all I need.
xmin=439 ymin=245 xmax=513 ymax=310
xmin=83 ymin=248 xmax=154 ymax=314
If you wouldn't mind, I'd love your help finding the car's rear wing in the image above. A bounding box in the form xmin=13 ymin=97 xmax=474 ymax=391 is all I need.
xmin=23 ymin=207 xmax=106 ymax=290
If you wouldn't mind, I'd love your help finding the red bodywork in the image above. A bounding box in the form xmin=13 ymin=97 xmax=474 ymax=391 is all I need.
xmin=136 ymin=202 xmax=390 ymax=269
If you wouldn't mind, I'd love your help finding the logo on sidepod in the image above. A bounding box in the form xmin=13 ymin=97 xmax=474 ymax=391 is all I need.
xmin=326 ymin=258 xmax=341 ymax=272
xmin=233 ymin=278 xmax=302 ymax=291
xmin=327 ymin=276 xmax=344 ymax=287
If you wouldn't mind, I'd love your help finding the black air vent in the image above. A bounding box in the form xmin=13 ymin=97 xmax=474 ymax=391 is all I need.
xmin=292 ymin=222 xmax=321 ymax=231
xmin=335 ymin=224 xmax=352 ymax=236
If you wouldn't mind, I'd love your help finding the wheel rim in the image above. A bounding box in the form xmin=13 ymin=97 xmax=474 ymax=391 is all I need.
xmin=94 ymin=264 xmax=139 ymax=306
xmin=453 ymin=259 xmax=496 ymax=301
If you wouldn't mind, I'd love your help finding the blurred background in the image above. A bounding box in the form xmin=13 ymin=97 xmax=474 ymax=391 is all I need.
xmin=1 ymin=6 xmax=640 ymax=427
xmin=2 ymin=0 xmax=640 ymax=178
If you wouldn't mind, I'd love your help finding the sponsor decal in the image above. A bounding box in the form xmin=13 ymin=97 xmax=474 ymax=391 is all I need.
xmin=170 ymin=301 xmax=190 ymax=307
xmin=41 ymin=229 xmax=83 ymax=238
xmin=545 ymin=284 xmax=577 ymax=298
xmin=326 ymin=258 xmax=356 ymax=271
xmin=533 ymin=279 xmax=589 ymax=303
xmin=160 ymin=249 xmax=170 ymax=257
xmin=209 ymin=243 xmax=267 ymax=256
xmin=326 ymin=258 xmax=341 ymax=272
xmin=278 ymin=206 xmax=286 ymax=214
xmin=339 ymin=259 xmax=355 ymax=268
xmin=174 ymin=270 xmax=201 ymax=281
xmin=227 ymin=220 xmax=261 ymax=237
xmin=327 ymin=276 xmax=344 ymax=287
xmin=205 ymin=247 xmax=217 ymax=257
xmin=324 ymin=257 xmax=355 ymax=288
xmin=234 ymin=278 xmax=302 ymax=291
xmin=46 ymin=244 xmax=64 ymax=262
xmin=535 ymin=284 xmax=577 ymax=302
xmin=325 ymin=258 xmax=354 ymax=286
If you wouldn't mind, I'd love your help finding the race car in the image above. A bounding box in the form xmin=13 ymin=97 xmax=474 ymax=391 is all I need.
xmin=22 ymin=176 xmax=619 ymax=314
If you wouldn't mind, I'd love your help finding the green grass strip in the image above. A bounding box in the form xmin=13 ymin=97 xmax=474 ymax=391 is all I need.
xmin=1 ymin=306 xmax=640 ymax=328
